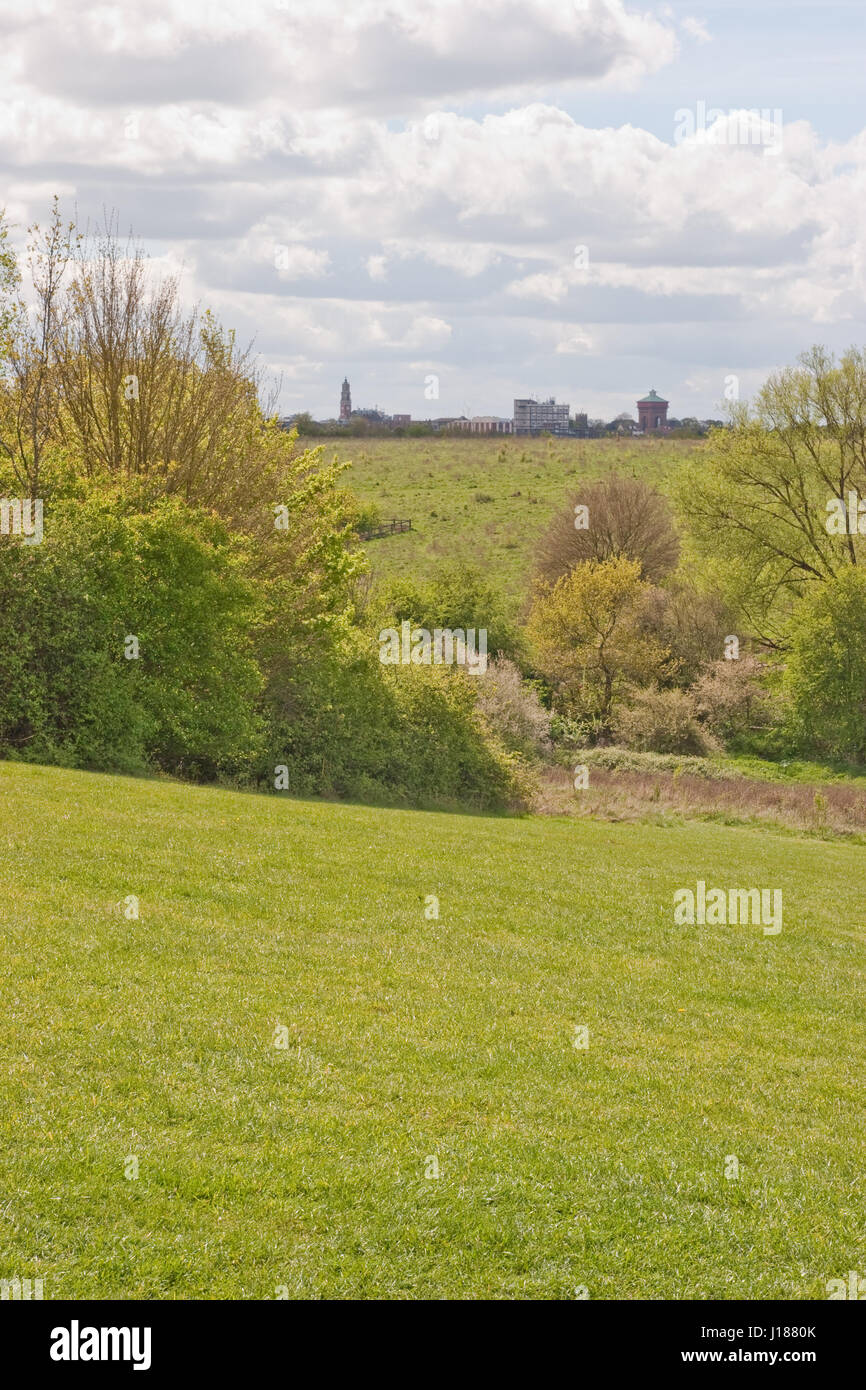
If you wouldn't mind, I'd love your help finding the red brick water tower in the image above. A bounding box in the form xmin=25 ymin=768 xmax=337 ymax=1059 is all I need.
xmin=637 ymin=389 xmax=668 ymax=433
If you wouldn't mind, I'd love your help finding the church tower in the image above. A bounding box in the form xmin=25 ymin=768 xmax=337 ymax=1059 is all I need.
xmin=340 ymin=378 xmax=352 ymax=422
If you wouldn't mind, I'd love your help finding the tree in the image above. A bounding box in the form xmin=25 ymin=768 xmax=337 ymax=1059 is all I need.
xmin=678 ymin=345 xmax=866 ymax=643
xmin=637 ymin=579 xmax=733 ymax=685
xmin=0 ymin=197 xmax=77 ymax=496
xmin=0 ymin=202 xmax=361 ymax=672
xmin=527 ymin=556 xmax=671 ymax=732
xmin=378 ymin=561 xmax=523 ymax=665
xmin=784 ymin=567 xmax=866 ymax=762
xmin=535 ymin=474 xmax=680 ymax=588
xmin=55 ymin=214 xmax=265 ymax=498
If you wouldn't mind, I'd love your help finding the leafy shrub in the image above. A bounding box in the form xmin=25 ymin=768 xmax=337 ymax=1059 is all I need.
xmin=476 ymin=657 xmax=551 ymax=756
xmin=351 ymin=500 xmax=382 ymax=535
xmin=377 ymin=561 xmax=523 ymax=666
xmin=576 ymin=746 xmax=731 ymax=780
xmin=613 ymin=687 xmax=720 ymax=755
xmin=267 ymin=630 xmax=524 ymax=809
xmin=0 ymin=494 xmax=264 ymax=777
xmin=548 ymin=711 xmax=608 ymax=748
xmin=637 ymin=581 xmax=734 ymax=686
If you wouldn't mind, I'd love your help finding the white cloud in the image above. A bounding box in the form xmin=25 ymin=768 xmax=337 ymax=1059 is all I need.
xmin=0 ymin=0 xmax=862 ymax=418
xmin=555 ymin=327 xmax=594 ymax=354
xmin=506 ymin=272 xmax=571 ymax=303
xmin=681 ymin=16 xmax=711 ymax=43
xmin=274 ymin=246 xmax=331 ymax=280
xmin=4 ymin=0 xmax=679 ymax=112
xmin=400 ymin=315 xmax=453 ymax=350
xmin=366 ymin=255 xmax=388 ymax=281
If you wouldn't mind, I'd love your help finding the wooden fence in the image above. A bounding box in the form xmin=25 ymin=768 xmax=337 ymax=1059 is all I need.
xmin=358 ymin=519 xmax=412 ymax=541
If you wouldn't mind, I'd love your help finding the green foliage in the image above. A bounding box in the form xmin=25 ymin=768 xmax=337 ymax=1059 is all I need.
xmin=784 ymin=566 xmax=866 ymax=762
xmin=0 ymin=493 xmax=264 ymax=777
xmin=576 ymin=745 xmax=732 ymax=780
xmin=377 ymin=561 xmax=523 ymax=665
xmin=267 ymin=630 xmax=522 ymax=809
xmin=351 ymin=500 xmax=382 ymax=535
xmin=676 ymin=346 xmax=866 ymax=643
xmin=527 ymin=556 xmax=671 ymax=730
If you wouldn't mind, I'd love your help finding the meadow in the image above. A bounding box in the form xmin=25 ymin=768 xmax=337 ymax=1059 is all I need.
xmin=329 ymin=434 xmax=703 ymax=603
xmin=2 ymin=759 xmax=864 ymax=1300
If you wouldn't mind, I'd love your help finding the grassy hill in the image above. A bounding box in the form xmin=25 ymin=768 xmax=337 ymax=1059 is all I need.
xmin=2 ymin=760 xmax=864 ymax=1299
xmin=328 ymin=435 xmax=703 ymax=603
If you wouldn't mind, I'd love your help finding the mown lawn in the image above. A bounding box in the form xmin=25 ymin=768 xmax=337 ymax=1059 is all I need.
xmin=1 ymin=759 xmax=864 ymax=1300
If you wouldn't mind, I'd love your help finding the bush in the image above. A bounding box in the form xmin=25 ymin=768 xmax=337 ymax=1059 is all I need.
xmin=0 ymin=494 xmax=264 ymax=777
xmin=377 ymin=561 xmax=523 ymax=666
xmin=613 ymin=687 xmax=720 ymax=755
xmin=691 ymin=655 xmax=773 ymax=743
xmin=637 ymin=581 xmax=734 ymax=686
xmin=527 ymin=556 xmax=671 ymax=731
xmin=576 ymin=746 xmax=730 ymax=780
xmin=476 ymin=657 xmax=551 ymax=757
xmin=351 ymin=500 xmax=382 ymax=536
xmin=266 ymin=630 xmax=524 ymax=809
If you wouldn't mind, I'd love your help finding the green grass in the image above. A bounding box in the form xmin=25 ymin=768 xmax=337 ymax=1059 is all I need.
xmin=2 ymin=759 xmax=864 ymax=1299
xmin=578 ymin=745 xmax=866 ymax=787
xmin=331 ymin=434 xmax=702 ymax=604
xmin=724 ymin=753 xmax=866 ymax=785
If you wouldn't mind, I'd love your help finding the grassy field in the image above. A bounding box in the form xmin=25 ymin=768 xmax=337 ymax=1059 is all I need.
xmin=329 ymin=435 xmax=703 ymax=603
xmin=2 ymin=759 xmax=864 ymax=1300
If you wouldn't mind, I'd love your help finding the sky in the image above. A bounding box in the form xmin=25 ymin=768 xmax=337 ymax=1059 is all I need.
xmin=0 ymin=0 xmax=863 ymax=422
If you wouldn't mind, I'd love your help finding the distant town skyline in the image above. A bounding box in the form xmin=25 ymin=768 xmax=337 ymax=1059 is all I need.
xmin=313 ymin=381 xmax=686 ymax=431
xmin=287 ymin=380 xmax=726 ymax=436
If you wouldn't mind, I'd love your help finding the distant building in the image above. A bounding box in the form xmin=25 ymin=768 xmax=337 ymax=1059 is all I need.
xmin=637 ymin=389 xmax=669 ymax=433
xmin=513 ymin=397 xmax=570 ymax=436
xmin=391 ymin=414 xmax=411 ymax=427
xmin=340 ymin=378 xmax=352 ymax=422
xmin=451 ymin=416 xmax=513 ymax=435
